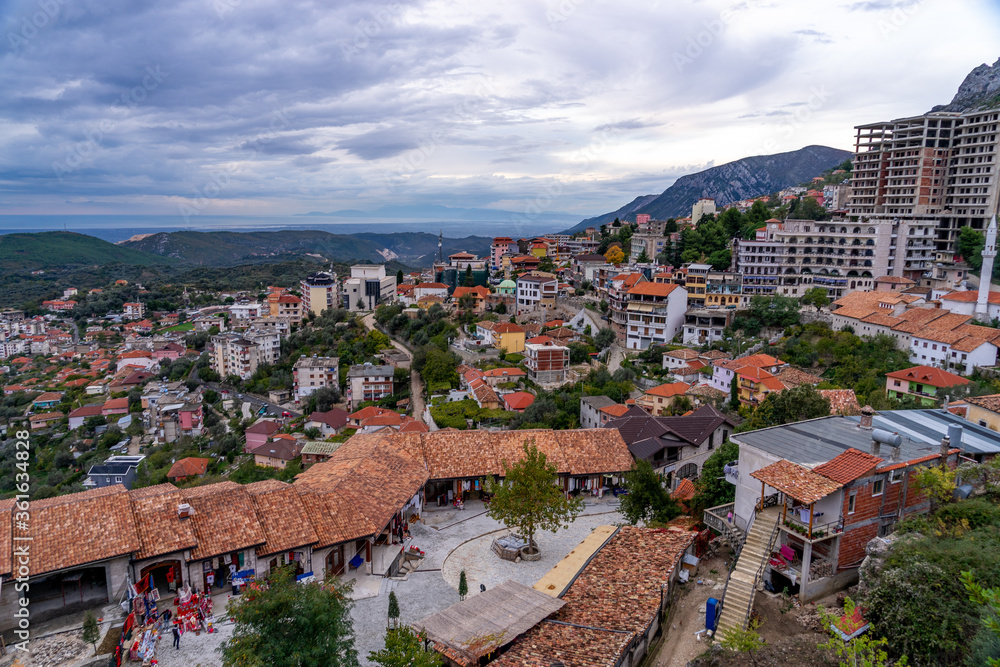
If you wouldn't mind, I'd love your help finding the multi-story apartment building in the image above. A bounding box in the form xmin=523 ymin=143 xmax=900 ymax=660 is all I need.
xmin=229 ymin=302 xmax=263 ymax=327
xmin=704 ymin=269 xmax=744 ymax=308
xmin=343 ymin=265 xmax=396 ymax=312
xmin=490 ymin=237 xmax=517 ymax=271
xmin=734 ymin=217 xmax=935 ymax=300
xmin=523 ymin=336 xmax=570 ymax=386
xmin=684 ymin=263 xmax=709 ymax=307
xmin=209 ymin=330 xmax=281 ymax=381
xmin=515 ymin=272 xmax=558 ymax=316
xmin=293 ymin=355 xmax=339 ymax=402
xmin=607 ymin=272 xmax=645 ymax=340
xmin=301 ymin=271 xmax=339 ymax=317
xmin=823 ymin=183 xmax=852 ymax=211
xmin=691 ymin=197 xmax=716 ymax=222
xmin=273 ymin=294 xmax=302 ymax=323
xmin=628 ymin=230 xmax=669 ymax=264
xmin=123 ymin=302 xmax=145 ymax=320
xmin=617 ymin=282 xmax=688 ymax=350
xmin=850 ymin=110 xmax=1000 ymax=252
xmin=346 ymin=363 xmax=394 ymax=409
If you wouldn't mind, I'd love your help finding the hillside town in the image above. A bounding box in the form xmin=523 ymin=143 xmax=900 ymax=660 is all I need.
xmin=2 ymin=110 xmax=1000 ymax=667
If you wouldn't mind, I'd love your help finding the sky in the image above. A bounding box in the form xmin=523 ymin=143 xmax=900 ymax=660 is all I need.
xmin=1 ymin=0 xmax=999 ymax=223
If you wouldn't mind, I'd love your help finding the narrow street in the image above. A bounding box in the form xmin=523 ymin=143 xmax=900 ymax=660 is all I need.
xmin=361 ymin=312 xmax=428 ymax=425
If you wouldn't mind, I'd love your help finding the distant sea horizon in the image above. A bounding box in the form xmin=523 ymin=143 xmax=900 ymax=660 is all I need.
xmin=0 ymin=214 xmax=576 ymax=243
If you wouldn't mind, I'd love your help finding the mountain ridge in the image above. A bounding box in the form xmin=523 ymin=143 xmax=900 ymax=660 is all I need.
xmin=931 ymin=57 xmax=1000 ymax=113
xmin=563 ymin=145 xmax=852 ymax=233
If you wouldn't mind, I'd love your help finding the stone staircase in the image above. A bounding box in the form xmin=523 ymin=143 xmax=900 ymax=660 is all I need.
xmin=716 ymin=506 xmax=781 ymax=636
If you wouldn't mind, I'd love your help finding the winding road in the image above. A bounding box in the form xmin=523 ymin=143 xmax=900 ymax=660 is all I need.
xmin=361 ymin=312 xmax=429 ymax=426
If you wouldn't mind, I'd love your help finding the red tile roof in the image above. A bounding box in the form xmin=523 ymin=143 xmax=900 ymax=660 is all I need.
xmin=504 ymin=391 xmax=535 ymax=411
xmin=750 ymin=459 xmax=842 ymax=504
xmin=813 ymin=448 xmax=883 ymax=484
xmin=167 ymin=457 xmax=210 ymax=479
xmin=645 ymin=382 xmax=691 ymax=398
xmin=885 ymin=365 xmax=970 ymax=388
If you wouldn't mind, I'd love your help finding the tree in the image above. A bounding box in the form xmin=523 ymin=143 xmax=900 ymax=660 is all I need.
xmin=720 ymin=617 xmax=766 ymax=667
xmin=818 ymin=598 xmax=908 ymax=667
xmin=618 ymin=459 xmax=681 ymax=525
xmin=485 ymin=441 xmax=584 ymax=554
xmin=419 ymin=348 xmax=460 ymax=389
xmin=729 ymin=374 xmax=740 ymax=410
xmin=220 ymin=566 xmax=358 ymax=667
xmin=605 ymin=246 xmax=625 ymax=265
xmin=369 ymin=628 xmax=442 ymax=667
xmin=82 ymin=610 xmax=100 ymax=654
xmin=636 ymin=249 xmax=650 ymax=264
xmin=962 ymin=571 xmax=1000 ymax=667
xmin=396 ymin=269 xmax=405 ymax=284
xmin=458 ymin=570 xmax=468 ymax=601
xmin=958 ymin=226 xmax=986 ymax=271
xmin=594 ymin=328 xmax=616 ymax=350
xmin=914 ymin=465 xmax=956 ymax=511
xmin=692 ymin=439 xmax=738 ymax=514
xmin=356 ymin=297 xmax=366 ymax=311
xmin=464 ymin=265 xmax=474 ymax=287
xmin=801 ymin=287 xmax=830 ymax=309
xmin=387 ymin=591 xmax=400 ymax=629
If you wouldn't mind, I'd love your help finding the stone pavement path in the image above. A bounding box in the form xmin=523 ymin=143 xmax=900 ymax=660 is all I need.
xmin=139 ymin=499 xmax=624 ymax=667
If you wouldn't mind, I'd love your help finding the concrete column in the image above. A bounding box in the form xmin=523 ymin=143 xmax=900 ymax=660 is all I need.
xmin=800 ymin=541 xmax=813 ymax=601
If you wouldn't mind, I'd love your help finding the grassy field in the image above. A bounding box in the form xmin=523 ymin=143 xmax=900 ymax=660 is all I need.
xmin=159 ymin=322 xmax=194 ymax=332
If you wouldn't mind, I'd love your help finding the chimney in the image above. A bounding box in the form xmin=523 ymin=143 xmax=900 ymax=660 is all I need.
xmin=859 ymin=405 xmax=875 ymax=430
xmin=940 ymin=435 xmax=951 ymax=459
xmin=177 ymin=503 xmax=195 ymax=519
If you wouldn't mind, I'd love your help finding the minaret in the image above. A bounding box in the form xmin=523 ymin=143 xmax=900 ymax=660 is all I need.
xmin=437 ymin=230 xmax=443 ymax=263
xmin=976 ymin=214 xmax=998 ymax=321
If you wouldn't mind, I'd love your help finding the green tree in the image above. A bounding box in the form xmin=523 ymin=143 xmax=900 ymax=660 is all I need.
xmin=356 ymin=297 xmax=366 ymax=311
xmin=396 ymin=269 xmax=405 ymax=284
xmin=962 ymin=571 xmax=1000 ymax=667
xmin=692 ymin=439 xmax=738 ymax=514
xmin=463 ymin=265 xmax=474 ymax=287
xmin=220 ymin=566 xmax=358 ymax=667
xmin=368 ymin=628 xmax=442 ymax=667
xmin=958 ymin=226 xmax=986 ymax=271
xmin=387 ymin=591 xmax=400 ymax=629
xmin=801 ymin=287 xmax=830 ymax=309
xmin=720 ymin=617 xmax=766 ymax=667
xmin=636 ymin=248 xmax=650 ymax=263
xmin=729 ymin=374 xmax=740 ymax=410
xmin=419 ymin=348 xmax=460 ymax=389
xmin=618 ymin=459 xmax=681 ymax=525
xmin=594 ymin=328 xmax=616 ymax=350
xmin=82 ymin=610 xmax=100 ymax=654
xmin=485 ymin=441 xmax=584 ymax=554
xmin=458 ymin=570 xmax=468 ymax=601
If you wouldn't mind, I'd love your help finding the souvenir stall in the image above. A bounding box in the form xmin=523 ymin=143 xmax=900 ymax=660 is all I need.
xmin=173 ymin=585 xmax=217 ymax=636
xmin=113 ymin=575 xmax=164 ymax=666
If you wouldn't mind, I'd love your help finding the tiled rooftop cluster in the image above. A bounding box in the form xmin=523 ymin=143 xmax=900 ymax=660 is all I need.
xmin=494 ymin=526 xmax=694 ymax=667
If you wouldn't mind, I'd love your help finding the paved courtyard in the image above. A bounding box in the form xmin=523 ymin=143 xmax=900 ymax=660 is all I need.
xmin=150 ymin=497 xmax=623 ymax=666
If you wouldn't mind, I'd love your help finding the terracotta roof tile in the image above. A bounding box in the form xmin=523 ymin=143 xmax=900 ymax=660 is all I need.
xmin=813 ymin=448 xmax=883 ymax=484
xmin=819 ymin=389 xmax=861 ymax=416
xmin=167 ymin=457 xmax=210 ymax=478
xmin=245 ymin=480 xmax=319 ymax=557
xmin=28 ymin=486 xmax=140 ymax=576
xmin=750 ymin=459 xmax=842 ymax=504
xmin=885 ymin=365 xmax=970 ymax=388
xmin=127 ymin=484 xmax=198 ymax=561
xmin=0 ymin=500 xmax=13 ymax=577
xmin=965 ymin=393 xmax=1000 ymax=413
xmin=181 ymin=481 xmax=267 ymax=561
xmin=645 ymin=382 xmax=691 ymax=398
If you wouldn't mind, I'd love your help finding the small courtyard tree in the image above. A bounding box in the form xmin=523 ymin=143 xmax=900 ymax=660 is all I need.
xmin=486 ymin=441 xmax=584 ymax=556
xmin=387 ymin=591 xmax=400 ymax=629
xmin=720 ymin=617 xmax=766 ymax=667
xmin=82 ymin=611 xmax=100 ymax=655
xmin=458 ymin=571 xmax=468 ymax=601
xmin=618 ymin=459 xmax=681 ymax=525
xmin=369 ymin=627 xmax=442 ymax=667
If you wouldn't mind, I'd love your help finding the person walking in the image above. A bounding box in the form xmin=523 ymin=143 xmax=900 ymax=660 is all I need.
xmin=172 ymin=623 xmax=181 ymax=650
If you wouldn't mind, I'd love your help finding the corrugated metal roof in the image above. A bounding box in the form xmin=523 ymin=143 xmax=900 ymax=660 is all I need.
xmin=848 ymin=409 xmax=1000 ymax=456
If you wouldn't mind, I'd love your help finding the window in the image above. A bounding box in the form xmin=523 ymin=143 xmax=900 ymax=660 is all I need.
xmin=890 ymin=470 xmax=902 ymax=484
xmin=873 ymin=478 xmax=884 ymax=496
xmin=848 ymin=492 xmax=856 ymax=514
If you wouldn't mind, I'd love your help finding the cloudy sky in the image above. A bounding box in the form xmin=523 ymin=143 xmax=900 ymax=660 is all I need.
xmin=1 ymin=0 xmax=999 ymax=221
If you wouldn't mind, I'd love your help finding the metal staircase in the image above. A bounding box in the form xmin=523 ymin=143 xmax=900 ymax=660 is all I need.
xmin=716 ymin=505 xmax=781 ymax=636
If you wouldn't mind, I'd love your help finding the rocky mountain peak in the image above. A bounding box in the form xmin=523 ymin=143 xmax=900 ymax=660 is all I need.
xmin=931 ymin=57 xmax=1000 ymax=113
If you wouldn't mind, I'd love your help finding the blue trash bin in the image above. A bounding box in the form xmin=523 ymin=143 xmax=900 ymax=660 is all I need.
xmin=706 ymin=597 xmax=719 ymax=631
